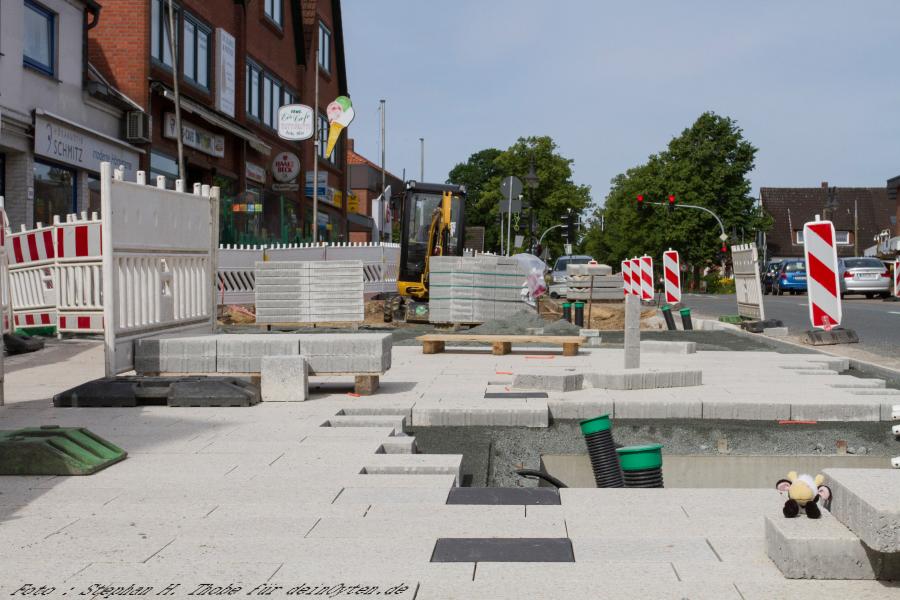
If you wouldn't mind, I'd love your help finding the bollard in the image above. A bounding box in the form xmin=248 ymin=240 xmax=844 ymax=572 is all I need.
xmin=617 ymin=444 xmax=664 ymax=488
xmin=661 ymin=305 xmax=677 ymax=331
xmin=580 ymin=415 xmax=625 ymax=488
xmin=624 ymin=294 xmax=641 ymax=369
xmin=680 ymin=307 xmax=693 ymax=331
xmin=573 ymin=302 xmax=585 ymax=327
xmin=562 ymin=302 xmax=572 ymax=323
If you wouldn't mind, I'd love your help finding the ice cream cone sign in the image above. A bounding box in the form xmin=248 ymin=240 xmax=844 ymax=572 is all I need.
xmin=325 ymin=96 xmax=354 ymax=158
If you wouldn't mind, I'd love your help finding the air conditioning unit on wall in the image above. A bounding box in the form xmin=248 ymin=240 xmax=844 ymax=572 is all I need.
xmin=125 ymin=111 xmax=151 ymax=143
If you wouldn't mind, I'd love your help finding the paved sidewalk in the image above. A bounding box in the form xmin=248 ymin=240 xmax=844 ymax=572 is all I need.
xmin=1 ymin=339 xmax=898 ymax=598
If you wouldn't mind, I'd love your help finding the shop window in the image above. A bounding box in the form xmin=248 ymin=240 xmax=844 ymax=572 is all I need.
xmin=246 ymin=61 xmax=290 ymax=128
xmin=151 ymin=0 xmax=178 ymax=68
xmin=0 ymin=154 xmax=5 ymax=198
xmin=246 ymin=61 xmax=262 ymax=120
xmin=149 ymin=151 xmax=179 ymax=189
xmin=318 ymin=22 xmax=332 ymax=73
xmin=33 ymin=161 xmax=76 ymax=226
xmin=24 ymin=1 xmax=55 ymax=76
xmin=264 ymin=0 xmax=282 ymax=27
xmin=184 ymin=14 xmax=211 ymax=89
xmin=87 ymin=174 xmax=101 ymax=216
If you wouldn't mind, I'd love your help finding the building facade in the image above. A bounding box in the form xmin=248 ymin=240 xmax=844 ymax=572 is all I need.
xmin=759 ymin=183 xmax=895 ymax=261
xmin=0 ymin=0 xmax=142 ymax=229
xmin=88 ymin=0 xmax=349 ymax=244
xmin=346 ymin=138 xmax=401 ymax=242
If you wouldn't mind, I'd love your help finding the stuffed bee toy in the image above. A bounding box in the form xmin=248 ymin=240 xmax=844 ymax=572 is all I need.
xmin=775 ymin=471 xmax=832 ymax=518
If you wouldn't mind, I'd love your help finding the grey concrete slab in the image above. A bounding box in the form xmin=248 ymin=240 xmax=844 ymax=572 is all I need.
xmin=446 ymin=487 xmax=560 ymax=505
xmin=640 ymin=340 xmax=697 ymax=354
xmin=825 ymin=468 xmax=900 ymax=553
xmin=512 ymin=371 xmax=583 ymax=392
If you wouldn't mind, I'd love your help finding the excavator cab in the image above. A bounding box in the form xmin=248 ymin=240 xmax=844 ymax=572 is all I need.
xmin=387 ymin=181 xmax=466 ymax=322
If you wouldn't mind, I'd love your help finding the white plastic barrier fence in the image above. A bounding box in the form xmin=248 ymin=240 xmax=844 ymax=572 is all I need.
xmin=216 ymin=242 xmax=401 ymax=304
xmin=101 ymin=163 xmax=218 ymax=376
xmin=55 ymin=212 xmax=104 ymax=333
xmin=731 ymin=242 xmax=765 ymax=320
xmin=7 ymin=220 xmax=57 ymax=329
xmin=0 ymin=201 xmax=9 ymax=405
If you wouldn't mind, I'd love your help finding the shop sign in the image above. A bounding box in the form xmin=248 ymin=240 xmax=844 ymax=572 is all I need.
xmin=272 ymin=183 xmax=300 ymax=192
xmin=215 ymin=28 xmax=236 ymax=117
xmin=245 ymin=162 xmax=267 ymax=184
xmin=232 ymin=202 xmax=263 ymax=213
xmin=347 ymin=193 xmax=359 ymax=213
xmin=277 ymin=104 xmax=314 ymax=141
xmin=34 ymin=114 xmax=140 ymax=178
xmin=272 ymin=151 xmax=301 ymax=183
xmin=163 ymin=113 xmax=225 ymax=157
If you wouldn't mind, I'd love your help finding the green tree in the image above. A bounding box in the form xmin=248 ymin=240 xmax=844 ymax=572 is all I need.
xmin=448 ymin=136 xmax=591 ymax=257
xmin=584 ymin=112 xmax=770 ymax=277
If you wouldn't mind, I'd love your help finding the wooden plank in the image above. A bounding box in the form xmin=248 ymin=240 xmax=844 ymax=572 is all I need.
xmin=422 ymin=340 xmax=445 ymax=354
xmin=562 ymin=342 xmax=579 ymax=357
xmin=492 ymin=341 xmax=512 ymax=356
xmin=417 ymin=334 xmax=585 ymax=344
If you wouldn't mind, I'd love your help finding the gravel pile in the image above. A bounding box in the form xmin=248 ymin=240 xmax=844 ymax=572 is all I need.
xmin=464 ymin=310 xmax=580 ymax=336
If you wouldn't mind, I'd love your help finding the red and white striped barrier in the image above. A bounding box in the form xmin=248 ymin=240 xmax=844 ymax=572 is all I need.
xmin=629 ymin=258 xmax=641 ymax=296
xmin=55 ymin=213 xmax=104 ymax=333
xmin=894 ymin=259 xmax=900 ymax=298
xmin=640 ymin=255 xmax=654 ymax=301
xmin=663 ymin=249 xmax=681 ymax=304
xmin=0 ymin=201 xmax=6 ymax=404
xmin=6 ymin=222 xmax=57 ymax=329
xmin=621 ymin=260 xmax=633 ymax=296
xmin=803 ymin=219 xmax=842 ymax=329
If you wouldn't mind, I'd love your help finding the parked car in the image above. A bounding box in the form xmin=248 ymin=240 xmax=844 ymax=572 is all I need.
xmin=548 ymin=255 xmax=594 ymax=298
xmin=773 ymin=260 xmax=807 ymax=295
xmin=761 ymin=260 xmax=783 ymax=295
xmin=838 ymin=257 xmax=891 ymax=299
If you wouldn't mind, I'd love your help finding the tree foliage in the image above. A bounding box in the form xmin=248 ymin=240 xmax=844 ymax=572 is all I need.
xmin=583 ymin=112 xmax=770 ymax=269
xmin=447 ymin=136 xmax=591 ymax=257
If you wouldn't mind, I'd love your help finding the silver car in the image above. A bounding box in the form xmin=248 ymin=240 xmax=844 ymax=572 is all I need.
xmin=549 ymin=255 xmax=593 ymax=298
xmin=839 ymin=257 xmax=891 ymax=299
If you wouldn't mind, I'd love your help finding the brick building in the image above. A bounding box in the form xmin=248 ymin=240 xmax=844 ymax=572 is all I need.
xmin=759 ymin=183 xmax=895 ymax=261
xmin=346 ymin=138 xmax=401 ymax=242
xmin=88 ymin=0 xmax=349 ymax=244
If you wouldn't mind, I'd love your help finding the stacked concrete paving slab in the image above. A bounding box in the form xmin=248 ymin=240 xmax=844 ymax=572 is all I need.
xmin=299 ymin=332 xmax=392 ymax=374
xmin=255 ymin=260 xmax=363 ymax=324
xmin=565 ymin=263 xmax=623 ymax=301
xmin=429 ymin=256 xmax=524 ymax=324
xmin=766 ymin=468 xmax=900 ymax=580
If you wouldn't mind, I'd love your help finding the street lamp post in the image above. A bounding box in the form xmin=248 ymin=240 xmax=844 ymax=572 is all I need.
xmin=524 ymin=158 xmax=539 ymax=252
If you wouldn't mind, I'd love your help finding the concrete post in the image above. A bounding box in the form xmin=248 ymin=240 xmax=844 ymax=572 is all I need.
xmin=624 ymin=294 xmax=640 ymax=369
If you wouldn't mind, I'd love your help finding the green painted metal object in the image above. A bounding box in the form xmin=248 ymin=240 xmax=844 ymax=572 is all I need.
xmin=0 ymin=425 xmax=126 ymax=475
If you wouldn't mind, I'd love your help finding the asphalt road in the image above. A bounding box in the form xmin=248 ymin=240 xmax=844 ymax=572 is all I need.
xmin=682 ymin=292 xmax=900 ymax=356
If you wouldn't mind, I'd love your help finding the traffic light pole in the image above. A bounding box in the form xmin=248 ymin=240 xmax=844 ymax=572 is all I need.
xmin=644 ymin=201 xmax=728 ymax=272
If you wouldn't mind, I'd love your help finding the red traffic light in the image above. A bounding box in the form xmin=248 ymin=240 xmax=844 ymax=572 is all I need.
xmin=668 ymin=195 xmax=675 ymax=204
xmin=721 ymin=244 xmax=727 ymax=253
xmin=636 ymin=195 xmax=644 ymax=211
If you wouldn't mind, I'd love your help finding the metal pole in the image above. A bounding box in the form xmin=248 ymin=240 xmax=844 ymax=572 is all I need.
xmin=499 ymin=209 xmax=504 ymax=255
xmin=419 ymin=137 xmax=424 ymax=181
xmin=380 ymin=99 xmax=386 ymax=241
xmin=854 ymin=198 xmax=859 ymax=256
xmin=313 ymin=47 xmax=319 ymax=242
xmin=506 ymin=185 xmax=513 ymax=256
xmin=166 ymin=0 xmax=184 ymax=183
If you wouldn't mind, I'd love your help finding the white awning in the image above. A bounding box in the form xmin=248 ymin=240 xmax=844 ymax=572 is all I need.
xmin=154 ymin=84 xmax=272 ymax=156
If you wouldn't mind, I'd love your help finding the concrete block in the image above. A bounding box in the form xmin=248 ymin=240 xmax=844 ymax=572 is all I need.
xmin=702 ymin=400 xmax=791 ymax=420
xmin=790 ymin=401 xmax=881 ymax=422
xmin=379 ymin=436 xmax=417 ymax=454
xmin=588 ymin=368 xmax=702 ymax=390
xmin=765 ymin=514 xmax=883 ymax=579
xmin=413 ymin=404 xmax=549 ymax=427
xmin=260 ymin=355 xmax=308 ymax=402
xmin=548 ymin=399 xmax=615 ymax=420
xmin=824 ymin=468 xmax=900 ymax=553
xmin=325 ymin=415 xmax=406 ymax=432
xmin=216 ymin=334 xmax=301 ymax=372
xmin=299 ymin=333 xmax=392 ymax=374
xmin=362 ymin=454 xmax=463 ymax=484
xmin=614 ymin=397 xmax=702 ymax=419
xmin=512 ymin=370 xmax=584 ymax=392
xmin=763 ymin=327 xmax=789 ymax=337
xmin=134 ymin=335 xmax=216 ymax=374
xmin=640 ymin=340 xmax=697 ymax=354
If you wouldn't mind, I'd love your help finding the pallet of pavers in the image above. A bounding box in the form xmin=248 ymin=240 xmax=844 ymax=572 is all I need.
xmin=566 ymin=263 xmax=624 ymax=301
xmin=255 ymin=260 xmax=364 ymax=326
xmin=134 ymin=332 xmax=391 ymax=396
xmin=429 ymin=255 xmax=525 ymax=324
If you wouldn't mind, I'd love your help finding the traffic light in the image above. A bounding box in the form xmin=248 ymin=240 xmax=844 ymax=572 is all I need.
xmin=560 ymin=212 xmax=570 ymax=239
xmin=668 ymin=194 xmax=676 ymax=213
xmin=567 ymin=214 xmax=578 ymax=240
xmin=636 ymin=194 xmax=645 ymax=211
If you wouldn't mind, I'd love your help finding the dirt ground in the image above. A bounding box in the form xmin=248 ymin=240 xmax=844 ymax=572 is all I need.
xmin=219 ymin=299 xmax=658 ymax=331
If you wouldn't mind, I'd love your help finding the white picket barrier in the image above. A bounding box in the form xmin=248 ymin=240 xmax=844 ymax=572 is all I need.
xmin=101 ymin=164 xmax=218 ymax=376
xmin=55 ymin=212 xmax=104 ymax=333
xmin=731 ymin=242 xmax=765 ymax=320
xmin=6 ymin=221 xmax=57 ymax=329
xmin=216 ymin=245 xmax=264 ymax=305
xmin=0 ymin=201 xmax=9 ymax=405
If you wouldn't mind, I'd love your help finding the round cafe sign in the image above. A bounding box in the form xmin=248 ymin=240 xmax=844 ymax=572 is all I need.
xmin=272 ymin=151 xmax=300 ymax=183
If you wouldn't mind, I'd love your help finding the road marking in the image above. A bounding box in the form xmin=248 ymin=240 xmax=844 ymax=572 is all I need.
xmin=889 ymin=311 xmax=900 ymax=316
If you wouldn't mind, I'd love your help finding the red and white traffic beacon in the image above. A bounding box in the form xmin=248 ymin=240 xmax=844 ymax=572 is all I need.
xmin=662 ymin=249 xmax=681 ymax=305
xmin=802 ymin=217 xmax=857 ymax=344
xmin=621 ymin=260 xmax=632 ymax=296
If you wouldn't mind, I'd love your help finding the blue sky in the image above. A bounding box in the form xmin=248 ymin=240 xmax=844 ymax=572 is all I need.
xmin=342 ymin=1 xmax=900 ymax=205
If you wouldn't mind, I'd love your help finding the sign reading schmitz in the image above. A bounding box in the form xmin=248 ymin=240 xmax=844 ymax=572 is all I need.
xmin=731 ymin=242 xmax=765 ymax=320
xmin=277 ymin=104 xmax=314 ymax=140
xmin=272 ymin=151 xmax=300 ymax=183
xmin=34 ymin=114 xmax=140 ymax=179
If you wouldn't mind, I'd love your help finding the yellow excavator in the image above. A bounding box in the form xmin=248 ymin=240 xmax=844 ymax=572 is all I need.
xmin=384 ymin=181 xmax=467 ymax=322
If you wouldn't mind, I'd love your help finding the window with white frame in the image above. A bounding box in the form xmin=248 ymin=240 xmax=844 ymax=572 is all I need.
xmin=246 ymin=62 xmax=291 ymax=129
xmin=265 ymin=0 xmax=282 ymax=27
xmin=24 ymin=0 xmax=55 ymax=76
xmin=246 ymin=61 xmax=262 ymax=120
xmin=183 ymin=14 xmax=211 ymax=89
xmin=151 ymin=0 xmax=178 ymax=68
xmin=795 ymin=230 xmax=851 ymax=245
xmin=318 ymin=22 xmax=332 ymax=72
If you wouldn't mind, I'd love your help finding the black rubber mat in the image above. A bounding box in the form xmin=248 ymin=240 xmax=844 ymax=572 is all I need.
xmin=446 ymin=487 xmax=560 ymax=505
xmin=431 ymin=538 xmax=574 ymax=562
xmin=54 ymin=377 xmax=259 ymax=407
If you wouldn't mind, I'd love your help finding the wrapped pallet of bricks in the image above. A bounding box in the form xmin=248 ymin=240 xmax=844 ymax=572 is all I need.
xmin=566 ymin=262 xmax=624 ymax=301
xmin=255 ymin=260 xmax=364 ymax=324
xmin=429 ymin=255 xmax=526 ymax=324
